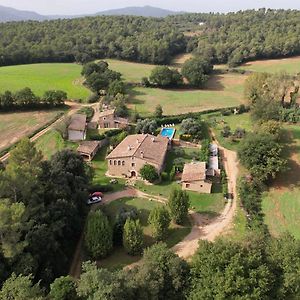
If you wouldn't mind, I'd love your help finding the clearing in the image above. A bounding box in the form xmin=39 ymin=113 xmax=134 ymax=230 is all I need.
xmin=238 ymin=56 xmax=300 ymax=74
xmin=0 ymin=63 xmax=90 ymax=100
xmin=262 ymin=125 xmax=300 ymax=239
xmin=0 ymin=109 xmax=64 ymax=152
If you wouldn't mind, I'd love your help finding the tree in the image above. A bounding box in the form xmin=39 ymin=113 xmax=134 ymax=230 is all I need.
xmin=85 ymin=210 xmax=113 ymax=259
xmin=0 ymin=273 xmax=44 ymax=300
xmin=189 ymin=239 xmax=275 ymax=299
xmin=131 ymin=243 xmax=189 ymax=300
xmin=77 ymin=261 xmax=131 ymax=300
xmin=123 ymin=218 xmax=143 ymax=256
xmin=168 ymin=189 xmax=190 ymax=225
xmin=154 ymin=104 xmax=163 ymax=118
xmin=148 ymin=206 xmax=171 ymax=241
xmin=149 ymin=66 xmax=183 ymax=87
xmin=238 ymin=133 xmax=287 ymax=181
xmin=14 ymin=87 xmax=38 ymax=107
xmin=199 ymin=139 xmax=210 ymax=162
xmin=42 ymin=90 xmax=67 ymax=106
xmin=136 ymin=119 xmax=158 ymax=134
xmin=140 ymin=164 xmax=159 ymax=183
xmin=180 ymin=118 xmax=204 ymax=140
xmin=107 ymin=80 xmax=126 ymax=96
xmin=49 ymin=276 xmax=78 ymax=300
xmin=0 ymin=138 xmax=42 ymax=201
xmin=0 ymin=199 xmax=26 ymax=258
xmin=181 ymin=57 xmax=213 ymax=87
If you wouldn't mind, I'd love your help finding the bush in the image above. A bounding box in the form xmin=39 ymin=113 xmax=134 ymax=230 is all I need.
xmin=49 ymin=276 xmax=78 ymax=300
xmin=180 ymin=118 xmax=204 ymax=140
xmin=168 ymin=189 xmax=190 ymax=225
xmin=85 ymin=210 xmax=113 ymax=259
xmin=86 ymin=93 xmax=99 ymax=103
xmin=148 ymin=206 xmax=171 ymax=241
xmin=140 ymin=164 xmax=159 ymax=183
xmin=123 ymin=218 xmax=144 ymax=255
xmin=149 ymin=66 xmax=183 ymax=88
xmin=169 ymin=166 xmax=176 ymax=181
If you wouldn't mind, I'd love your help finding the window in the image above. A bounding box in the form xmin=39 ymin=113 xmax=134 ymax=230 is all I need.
xmin=186 ymin=183 xmax=190 ymax=188
xmin=114 ymin=160 xmax=117 ymax=165
xmin=118 ymin=161 xmax=121 ymax=166
xmin=132 ymin=163 xmax=135 ymax=167
xmin=122 ymin=161 xmax=125 ymax=166
xmin=200 ymin=185 xmax=203 ymax=187
xmin=109 ymin=160 xmax=112 ymax=165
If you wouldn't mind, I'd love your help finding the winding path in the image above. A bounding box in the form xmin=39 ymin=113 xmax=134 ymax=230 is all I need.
xmin=69 ymin=145 xmax=239 ymax=277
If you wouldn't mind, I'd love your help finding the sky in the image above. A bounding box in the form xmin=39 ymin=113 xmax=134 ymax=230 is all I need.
xmin=1 ymin=0 xmax=300 ymax=15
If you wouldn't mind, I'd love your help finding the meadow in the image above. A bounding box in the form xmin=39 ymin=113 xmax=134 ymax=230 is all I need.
xmin=238 ymin=56 xmax=300 ymax=74
xmin=0 ymin=63 xmax=90 ymax=100
xmin=0 ymin=109 xmax=64 ymax=152
xmin=262 ymin=125 xmax=300 ymax=239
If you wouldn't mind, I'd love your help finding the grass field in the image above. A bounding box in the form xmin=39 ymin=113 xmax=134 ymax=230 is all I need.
xmin=205 ymin=112 xmax=252 ymax=151
xmin=128 ymin=73 xmax=246 ymax=116
xmin=98 ymin=197 xmax=191 ymax=269
xmin=35 ymin=129 xmax=78 ymax=159
xmin=238 ymin=56 xmax=300 ymax=74
xmin=0 ymin=109 xmax=64 ymax=152
xmin=0 ymin=63 xmax=90 ymax=100
xmin=262 ymin=125 xmax=300 ymax=239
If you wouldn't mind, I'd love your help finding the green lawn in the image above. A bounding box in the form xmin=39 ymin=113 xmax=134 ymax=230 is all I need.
xmin=98 ymin=197 xmax=191 ymax=269
xmin=262 ymin=125 xmax=300 ymax=239
xmin=105 ymin=59 xmax=155 ymax=83
xmin=205 ymin=112 xmax=252 ymax=151
xmin=0 ymin=63 xmax=90 ymax=100
xmin=35 ymin=129 xmax=78 ymax=159
xmin=238 ymin=56 xmax=300 ymax=74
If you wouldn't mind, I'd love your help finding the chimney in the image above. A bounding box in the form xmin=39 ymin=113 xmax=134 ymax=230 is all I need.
xmin=140 ymin=151 xmax=144 ymax=158
xmin=128 ymin=145 xmax=132 ymax=151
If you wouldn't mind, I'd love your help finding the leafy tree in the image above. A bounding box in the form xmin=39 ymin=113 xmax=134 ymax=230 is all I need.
xmin=238 ymin=133 xmax=287 ymax=181
xmin=131 ymin=243 xmax=189 ymax=300
xmin=189 ymin=239 xmax=275 ymax=300
xmin=181 ymin=57 xmax=213 ymax=87
xmin=0 ymin=199 xmax=26 ymax=258
xmin=123 ymin=218 xmax=143 ymax=256
xmin=85 ymin=210 xmax=113 ymax=259
xmin=148 ymin=206 xmax=171 ymax=241
xmin=77 ymin=261 xmax=131 ymax=300
xmin=49 ymin=276 xmax=78 ymax=300
xmin=136 ymin=119 xmax=158 ymax=134
xmin=154 ymin=104 xmax=163 ymax=118
xmin=168 ymin=189 xmax=190 ymax=225
xmin=42 ymin=90 xmax=67 ymax=106
xmin=0 ymin=273 xmax=44 ymax=300
xmin=140 ymin=164 xmax=159 ymax=183
xmin=107 ymin=80 xmax=126 ymax=96
xmin=0 ymin=138 xmax=42 ymax=201
xmin=149 ymin=66 xmax=183 ymax=87
xmin=180 ymin=118 xmax=204 ymax=140
xmin=14 ymin=87 xmax=38 ymax=107
xmin=199 ymin=139 xmax=210 ymax=162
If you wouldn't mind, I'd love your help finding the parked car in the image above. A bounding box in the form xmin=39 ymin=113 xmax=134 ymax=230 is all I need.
xmin=87 ymin=195 xmax=102 ymax=205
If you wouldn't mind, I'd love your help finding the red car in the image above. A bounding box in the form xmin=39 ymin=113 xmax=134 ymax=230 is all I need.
xmin=91 ymin=192 xmax=103 ymax=198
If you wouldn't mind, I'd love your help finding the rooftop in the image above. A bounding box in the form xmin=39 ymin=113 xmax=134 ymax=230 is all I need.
xmin=68 ymin=114 xmax=87 ymax=131
xmin=209 ymin=156 xmax=219 ymax=170
xmin=106 ymin=134 xmax=169 ymax=167
xmin=77 ymin=141 xmax=100 ymax=155
xmin=181 ymin=161 xmax=207 ymax=182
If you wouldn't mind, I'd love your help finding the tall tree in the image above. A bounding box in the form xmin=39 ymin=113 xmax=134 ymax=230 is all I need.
xmin=123 ymin=218 xmax=143 ymax=256
xmin=148 ymin=206 xmax=170 ymax=241
xmin=168 ymin=189 xmax=190 ymax=225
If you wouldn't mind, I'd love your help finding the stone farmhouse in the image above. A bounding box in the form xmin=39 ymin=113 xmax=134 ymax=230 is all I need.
xmin=106 ymin=134 xmax=169 ymax=178
xmin=98 ymin=109 xmax=129 ymax=129
xmin=181 ymin=161 xmax=212 ymax=193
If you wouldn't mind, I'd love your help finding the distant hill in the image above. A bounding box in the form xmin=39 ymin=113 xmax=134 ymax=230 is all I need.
xmin=0 ymin=5 xmax=46 ymax=22
xmin=0 ymin=5 xmax=184 ymax=23
xmin=96 ymin=6 xmax=184 ymax=17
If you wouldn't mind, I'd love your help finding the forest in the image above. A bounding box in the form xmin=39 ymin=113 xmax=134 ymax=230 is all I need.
xmin=1 ymin=10 xmax=300 ymax=67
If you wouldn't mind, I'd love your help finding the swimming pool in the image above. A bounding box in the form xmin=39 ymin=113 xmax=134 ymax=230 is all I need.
xmin=160 ymin=127 xmax=176 ymax=140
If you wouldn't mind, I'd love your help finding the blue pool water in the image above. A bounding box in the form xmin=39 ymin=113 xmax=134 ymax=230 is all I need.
xmin=160 ymin=128 xmax=176 ymax=140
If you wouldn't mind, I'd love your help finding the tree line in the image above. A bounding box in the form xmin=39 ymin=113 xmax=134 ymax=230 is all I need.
xmin=0 ymin=88 xmax=67 ymax=111
xmin=0 ymin=16 xmax=186 ymax=66
xmin=171 ymin=9 xmax=300 ymax=66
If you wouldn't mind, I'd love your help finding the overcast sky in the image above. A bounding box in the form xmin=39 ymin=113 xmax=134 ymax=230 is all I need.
xmin=1 ymin=0 xmax=300 ymax=15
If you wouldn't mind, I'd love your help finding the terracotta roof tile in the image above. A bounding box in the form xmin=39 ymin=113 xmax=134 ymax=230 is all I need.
xmin=68 ymin=114 xmax=86 ymax=131
xmin=181 ymin=162 xmax=207 ymax=182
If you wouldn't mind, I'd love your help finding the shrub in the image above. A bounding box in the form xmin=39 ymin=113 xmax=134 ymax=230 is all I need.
xmin=140 ymin=164 xmax=159 ymax=183
xmin=85 ymin=210 xmax=113 ymax=259
xmin=123 ymin=218 xmax=143 ymax=255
